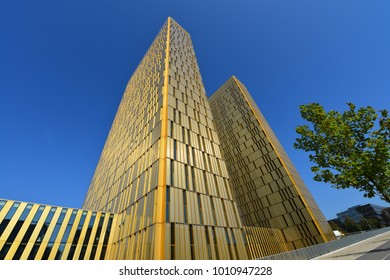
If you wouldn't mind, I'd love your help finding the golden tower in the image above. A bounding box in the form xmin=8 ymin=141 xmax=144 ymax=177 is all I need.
xmin=82 ymin=18 xmax=248 ymax=260
xmin=209 ymin=76 xmax=335 ymax=250
xmin=0 ymin=19 xmax=335 ymax=261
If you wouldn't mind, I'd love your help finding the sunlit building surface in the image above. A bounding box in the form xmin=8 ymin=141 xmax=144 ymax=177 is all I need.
xmin=0 ymin=199 xmax=115 ymax=260
xmin=0 ymin=18 xmax=334 ymax=260
xmin=83 ymin=17 xmax=248 ymax=260
xmin=209 ymin=76 xmax=335 ymax=249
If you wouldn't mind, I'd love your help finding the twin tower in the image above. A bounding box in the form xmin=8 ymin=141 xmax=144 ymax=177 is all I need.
xmin=0 ymin=18 xmax=334 ymax=260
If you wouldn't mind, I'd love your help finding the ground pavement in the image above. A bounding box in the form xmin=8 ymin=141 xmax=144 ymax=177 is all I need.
xmin=315 ymin=230 xmax=390 ymax=260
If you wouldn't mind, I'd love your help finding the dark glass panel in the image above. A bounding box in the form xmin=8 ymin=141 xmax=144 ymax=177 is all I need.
xmin=99 ymin=215 xmax=114 ymax=260
xmin=0 ymin=244 xmax=11 ymax=260
xmin=78 ymin=212 xmax=96 ymax=259
xmin=1 ymin=204 xmax=33 ymax=259
xmin=67 ymin=211 xmax=87 ymax=260
xmin=27 ymin=207 xmax=57 ymax=260
xmin=42 ymin=243 xmax=53 ymax=260
xmin=0 ymin=202 xmax=20 ymax=237
xmin=54 ymin=244 xmax=65 ymax=260
xmin=89 ymin=214 xmax=105 ymax=260
xmin=0 ymin=200 xmax=6 ymax=212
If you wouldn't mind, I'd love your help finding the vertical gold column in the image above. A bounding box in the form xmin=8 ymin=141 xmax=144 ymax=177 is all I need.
xmin=154 ymin=17 xmax=171 ymax=260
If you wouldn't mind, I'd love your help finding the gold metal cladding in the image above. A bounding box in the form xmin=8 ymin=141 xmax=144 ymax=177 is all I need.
xmin=0 ymin=18 xmax=328 ymax=260
xmin=154 ymin=17 xmax=171 ymax=260
xmin=232 ymin=76 xmax=329 ymax=242
xmin=243 ymin=226 xmax=288 ymax=259
xmin=0 ymin=199 xmax=115 ymax=260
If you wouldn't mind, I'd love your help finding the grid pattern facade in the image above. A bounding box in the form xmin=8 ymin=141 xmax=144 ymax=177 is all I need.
xmin=83 ymin=18 xmax=248 ymax=260
xmin=0 ymin=199 xmax=115 ymax=260
xmin=209 ymin=76 xmax=335 ymax=250
xmin=337 ymin=207 xmax=362 ymax=223
xmin=337 ymin=204 xmax=385 ymax=223
xmin=0 ymin=18 xmax=336 ymax=260
xmin=243 ymin=226 xmax=288 ymax=259
xmin=83 ymin=17 xmax=168 ymax=260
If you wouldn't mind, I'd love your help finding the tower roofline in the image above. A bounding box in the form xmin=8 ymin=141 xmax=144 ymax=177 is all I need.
xmin=166 ymin=17 xmax=190 ymax=37
xmin=208 ymin=75 xmax=238 ymax=100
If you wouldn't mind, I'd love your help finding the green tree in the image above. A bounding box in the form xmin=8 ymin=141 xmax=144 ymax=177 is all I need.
xmin=361 ymin=217 xmax=381 ymax=229
xmin=328 ymin=220 xmax=344 ymax=232
xmin=343 ymin=216 xmax=362 ymax=233
xmin=381 ymin=208 xmax=390 ymax=226
xmin=294 ymin=103 xmax=390 ymax=203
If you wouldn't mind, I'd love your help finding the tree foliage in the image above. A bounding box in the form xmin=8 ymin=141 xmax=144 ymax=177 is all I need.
xmin=328 ymin=220 xmax=344 ymax=232
xmin=382 ymin=208 xmax=390 ymax=226
xmin=343 ymin=216 xmax=362 ymax=232
xmin=359 ymin=218 xmax=380 ymax=230
xmin=294 ymin=103 xmax=390 ymax=203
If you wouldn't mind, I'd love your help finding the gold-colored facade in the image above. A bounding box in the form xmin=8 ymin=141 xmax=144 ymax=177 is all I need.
xmin=83 ymin=18 xmax=248 ymax=260
xmin=0 ymin=18 xmax=334 ymax=260
xmin=0 ymin=199 xmax=115 ymax=260
xmin=209 ymin=76 xmax=335 ymax=250
xmin=243 ymin=226 xmax=288 ymax=259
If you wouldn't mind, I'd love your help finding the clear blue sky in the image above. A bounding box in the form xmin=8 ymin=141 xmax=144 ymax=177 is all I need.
xmin=1 ymin=0 xmax=389 ymax=220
